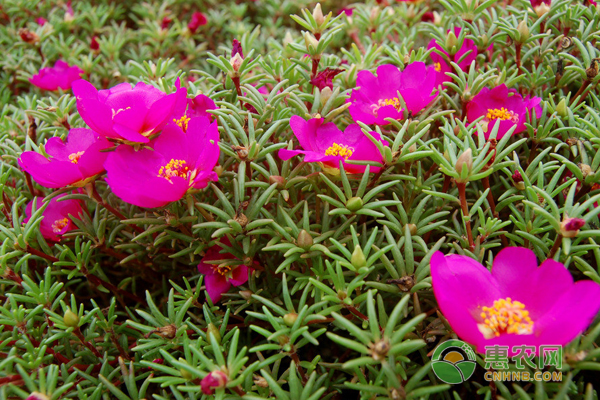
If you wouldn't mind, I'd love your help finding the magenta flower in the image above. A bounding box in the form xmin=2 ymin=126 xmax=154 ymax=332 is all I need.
xmin=188 ymin=11 xmax=207 ymax=34
xmin=197 ymin=239 xmax=251 ymax=303
xmin=29 ymin=60 xmax=84 ymax=91
xmin=184 ymin=94 xmax=217 ymax=120
xmin=466 ymin=84 xmax=542 ymax=139
xmin=278 ymin=116 xmax=386 ymax=174
xmin=36 ymin=17 xmax=48 ymax=26
xmin=348 ymin=63 xmax=437 ymax=125
xmin=25 ymin=195 xmax=83 ymax=242
xmin=19 ymin=129 xmax=111 ymax=188
xmin=431 ymin=247 xmax=600 ymax=355
xmin=200 ymin=371 xmax=228 ymax=395
xmin=72 ymin=79 xmax=187 ymax=144
xmin=104 ymin=116 xmax=219 ymax=208
xmin=427 ymin=28 xmax=478 ymax=86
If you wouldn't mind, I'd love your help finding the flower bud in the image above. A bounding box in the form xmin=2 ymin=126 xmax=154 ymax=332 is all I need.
xmin=455 ymin=148 xmax=473 ymax=182
xmin=27 ymin=393 xmax=50 ymax=400
xmin=230 ymin=53 xmax=243 ymax=74
xmin=239 ymin=290 xmax=253 ymax=300
xmin=206 ymin=323 xmax=221 ymax=346
xmin=180 ymin=365 xmax=193 ymax=380
xmin=297 ymin=229 xmax=313 ymax=250
xmin=269 ymin=175 xmax=286 ymax=189
xmin=517 ymin=19 xmax=530 ymax=43
xmin=351 ymin=245 xmax=367 ymax=269
xmin=445 ymin=31 xmax=458 ymax=54
xmin=63 ymin=309 xmax=79 ymax=328
xmin=283 ymin=313 xmax=298 ymax=326
xmin=369 ymin=7 xmax=380 ymax=23
xmin=312 ymin=3 xmax=325 ymax=26
xmin=283 ymin=31 xmax=294 ymax=48
xmin=560 ymin=217 xmax=585 ymax=238
xmin=346 ymin=196 xmax=363 ymax=212
xmin=320 ymin=86 xmax=333 ymax=105
xmin=405 ymin=223 xmax=418 ymax=236
xmin=556 ymin=98 xmax=568 ymax=118
xmin=303 ymin=32 xmax=319 ymax=53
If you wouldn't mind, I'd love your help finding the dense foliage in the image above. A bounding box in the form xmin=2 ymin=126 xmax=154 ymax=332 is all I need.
xmin=2 ymin=0 xmax=600 ymax=399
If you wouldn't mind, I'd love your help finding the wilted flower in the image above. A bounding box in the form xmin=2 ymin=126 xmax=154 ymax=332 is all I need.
xmin=72 ymin=78 xmax=187 ymax=144
xmin=278 ymin=116 xmax=387 ymax=174
xmin=19 ymin=128 xmax=111 ymax=188
xmin=428 ymin=28 xmax=478 ymax=86
xmin=104 ymin=116 xmax=219 ymax=208
xmin=90 ymin=36 xmax=99 ymax=51
xmin=466 ymin=84 xmax=542 ymax=139
xmin=198 ymin=239 xmax=252 ymax=303
xmin=431 ymin=247 xmax=600 ymax=355
xmin=561 ymin=217 xmax=586 ymax=238
xmin=348 ymin=62 xmax=437 ymax=125
xmin=25 ymin=195 xmax=83 ymax=242
xmin=161 ymin=16 xmax=172 ymax=30
xmin=19 ymin=28 xmax=39 ymax=44
xmin=200 ymin=371 xmax=228 ymax=395
xmin=30 ymin=60 xmax=84 ymax=91
xmin=311 ymin=68 xmax=343 ymax=90
xmin=188 ymin=11 xmax=207 ymax=34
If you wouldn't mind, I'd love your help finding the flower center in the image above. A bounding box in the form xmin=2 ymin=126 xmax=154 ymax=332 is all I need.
xmin=434 ymin=62 xmax=442 ymax=72
xmin=478 ymin=297 xmax=533 ymax=338
xmin=214 ymin=265 xmax=232 ymax=276
xmin=173 ymin=115 xmax=191 ymax=132
xmin=68 ymin=151 xmax=85 ymax=164
xmin=377 ymin=97 xmax=402 ymax=110
xmin=51 ymin=218 xmax=69 ymax=233
xmin=324 ymin=143 xmax=354 ymax=159
xmin=486 ymin=107 xmax=518 ymax=122
xmin=157 ymin=159 xmax=189 ymax=182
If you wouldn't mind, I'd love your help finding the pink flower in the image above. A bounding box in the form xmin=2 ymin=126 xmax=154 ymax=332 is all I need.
xmin=198 ymin=239 xmax=251 ymax=303
xmin=30 ymin=60 xmax=84 ymax=91
xmin=466 ymin=84 xmax=542 ymax=139
xmin=36 ymin=17 xmax=48 ymax=26
xmin=339 ymin=7 xmax=353 ymax=16
xmin=72 ymin=79 xmax=187 ymax=144
xmin=431 ymin=247 xmax=600 ymax=355
xmin=19 ymin=128 xmax=111 ymax=188
xmin=348 ymin=63 xmax=437 ymax=125
xmin=200 ymin=371 xmax=228 ymax=395
xmin=278 ymin=116 xmax=387 ymax=174
xmin=25 ymin=195 xmax=83 ymax=242
xmin=104 ymin=116 xmax=219 ymax=208
xmin=427 ymin=28 xmax=478 ymax=86
xmin=184 ymin=94 xmax=217 ymax=120
xmin=188 ymin=11 xmax=207 ymax=34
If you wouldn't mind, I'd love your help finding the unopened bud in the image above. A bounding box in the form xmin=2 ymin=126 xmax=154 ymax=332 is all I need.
xmin=297 ymin=229 xmax=313 ymax=250
xmin=556 ymin=98 xmax=568 ymax=118
xmin=445 ymin=31 xmax=458 ymax=54
xmin=283 ymin=313 xmax=298 ymax=326
xmin=230 ymin=53 xmax=243 ymax=73
xmin=560 ymin=217 xmax=585 ymax=238
xmin=239 ymin=290 xmax=253 ymax=300
xmin=201 ymin=370 xmax=228 ymax=395
xmin=351 ymin=245 xmax=367 ymax=269
xmin=303 ymin=32 xmax=319 ymax=53
xmin=269 ymin=175 xmax=286 ymax=189
xmin=180 ymin=364 xmax=193 ymax=380
xmin=312 ymin=3 xmax=325 ymax=26
xmin=214 ymin=165 xmax=224 ymax=177
xmin=346 ymin=196 xmax=363 ymax=212
xmin=206 ymin=323 xmax=221 ymax=345
xmin=283 ymin=31 xmax=294 ymax=48
xmin=63 ymin=309 xmax=79 ymax=328
xmin=455 ymin=148 xmax=473 ymax=182
xmin=405 ymin=223 xmax=418 ymax=236
xmin=370 ymin=7 xmax=380 ymax=23
xmin=320 ymin=86 xmax=333 ymax=105
xmin=517 ymin=19 xmax=530 ymax=43
xmin=433 ymin=11 xmax=442 ymax=25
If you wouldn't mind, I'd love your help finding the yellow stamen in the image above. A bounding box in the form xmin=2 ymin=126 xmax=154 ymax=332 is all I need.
xmin=377 ymin=97 xmax=402 ymax=110
xmin=324 ymin=143 xmax=354 ymax=159
xmin=173 ymin=115 xmax=191 ymax=132
xmin=478 ymin=297 xmax=533 ymax=338
xmin=486 ymin=107 xmax=517 ymax=122
xmin=68 ymin=151 xmax=85 ymax=164
xmin=434 ymin=62 xmax=442 ymax=72
xmin=214 ymin=265 xmax=232 ymax=276
xmin=51 ymin=218 xmax=69 ymax=233
xmin=157 ymin=159 xmax=189 ymax=182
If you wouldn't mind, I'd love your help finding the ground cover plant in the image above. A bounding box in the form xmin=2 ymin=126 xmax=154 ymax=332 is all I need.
xmin=2 ymin=0 xmax=600 ymax=399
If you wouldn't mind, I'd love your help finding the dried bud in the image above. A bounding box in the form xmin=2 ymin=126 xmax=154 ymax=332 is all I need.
xmin=389 ymin=387 xmax=406 ymax=400
xmin=556 ymin=98 xmax=568 ymax=118
xmin=254 ymin=375 xmax=269 ymax=388
xmin=586 ymin=59 xmax=599 ymax=80
xmin=63 ymin=309 xmax=79 ymax=328
xmin=19 ymin=28 xmax=40 ymax=44
xmin=27 ymin=393 xmax=50 ymax=400
xmin=312 ymin=3 xmax=325 ymax=26
xmin=346 ymin=196 xmax=363 ymax=212
xmin=206 ymin=323 xmax=221 ymax=345
xmin=517 ymin=19 xmax=530 ymax=42
xmin=234 ymin=212 xmax=248 ymax=227
xmin=512 ymin=170 xmax=523 ymax=183
xmin=455 ymin=148 xmax=473 ymax=183
xmin=351 ymin=245 xmax=367 ymax=269
xmin=283 ymin=313 xmax=298 ymax=326
xmin=580 ymin=163 xmax=593 ymax=178
xmin=369 ymin=339 xmax=390 ymax=361
xmin=155 ymin=324 xmax=177 ymax=339
xmin=445 ymin=31 xmax=458 ymax=54
xmin=297 ymin=229 xmax=313 ymax=250
xmin=560 ymin=217 xmax=585 ymax=238
xmin=389 ymin=275 xmax=415 ymax=292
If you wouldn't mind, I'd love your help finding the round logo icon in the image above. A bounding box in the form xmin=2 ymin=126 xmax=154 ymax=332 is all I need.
xmin=431 ymin=339 xmax=477 ymax=384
